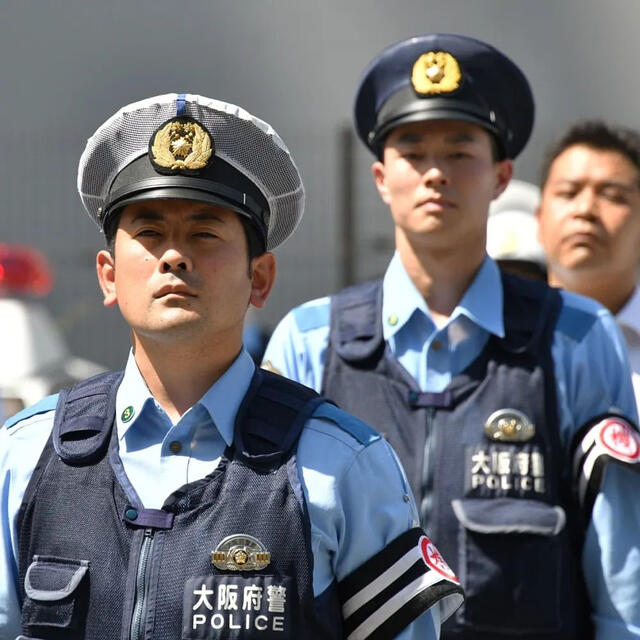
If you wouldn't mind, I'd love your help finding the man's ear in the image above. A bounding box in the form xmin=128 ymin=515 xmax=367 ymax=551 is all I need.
xmin=493 ymin=159 xmax=514 ymax=199
xmin=96 ymin=250 xmax=118 ymax=307
xmin=372 ymin=160 xmax=392 ymax=205
xmin=249 ymin=252 xmax=276 ymax=309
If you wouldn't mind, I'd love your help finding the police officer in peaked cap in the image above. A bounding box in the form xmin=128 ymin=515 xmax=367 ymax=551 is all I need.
xmin=0 ymin=94 xmax=464 ymax=639
xmin=264 ymin=35 xmax=640 ymax=638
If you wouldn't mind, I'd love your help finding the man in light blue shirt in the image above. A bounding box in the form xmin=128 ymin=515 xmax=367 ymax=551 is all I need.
xmin=263 ymin=35 xmax=640 ymax=639
xmin=0 ymin=94 xmax=463 ymax=639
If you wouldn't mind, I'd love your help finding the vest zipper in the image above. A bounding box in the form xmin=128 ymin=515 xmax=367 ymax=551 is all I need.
xmin=130 ymin=527 xmax=155 ymax=640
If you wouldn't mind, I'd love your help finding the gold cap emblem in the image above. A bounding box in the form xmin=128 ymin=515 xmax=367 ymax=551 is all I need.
xmin=150 ymin=117 xmax=213 ymax=173
xmin=484 ymin=409 xmax=535 ymax=442
xmin=411 ymin=51 xmax=462 ymax=95
xmin=211 ymin=534 xmax=271 ymax=572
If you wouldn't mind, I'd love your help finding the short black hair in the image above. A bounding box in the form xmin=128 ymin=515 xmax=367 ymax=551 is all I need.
xmin=540 ymin=120 xmax=640 ymax=187
xmin=103 ymin=208 xmax=267 ymax=267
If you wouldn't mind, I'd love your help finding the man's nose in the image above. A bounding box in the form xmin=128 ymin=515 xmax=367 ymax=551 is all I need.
xmin=423 ymin=165 xmax=449 ymax=187
xmin=160 ymin=248 xmax=193 ymax=273
xmin=572 ymin=188 xmax=598 ymax=219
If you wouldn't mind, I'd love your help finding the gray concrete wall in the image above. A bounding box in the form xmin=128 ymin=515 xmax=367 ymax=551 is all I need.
xmin=1 ymin=0 xmax=638 ymax=368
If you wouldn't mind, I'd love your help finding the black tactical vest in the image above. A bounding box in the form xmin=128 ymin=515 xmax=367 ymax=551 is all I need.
xmin=323 ymin=273 xmax=592 ymax=640
xmin=17 ymin=369 xmax=342 ymax=640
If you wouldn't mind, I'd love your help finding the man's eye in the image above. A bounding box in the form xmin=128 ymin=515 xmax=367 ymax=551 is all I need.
xmin=136 ymin=228 xmax=161 ymax=237
xmin=601 ymin=189 xmax=627 ymax=204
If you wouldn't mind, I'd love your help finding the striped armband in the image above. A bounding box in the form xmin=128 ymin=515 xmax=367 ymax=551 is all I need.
xmin=338 ymin=527 xmax=464 ymax=640
xmin=573 ymin=415 xmax=640 ymax=517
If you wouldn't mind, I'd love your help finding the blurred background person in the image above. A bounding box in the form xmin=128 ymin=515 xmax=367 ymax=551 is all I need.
xmin=487 ymin=179 xmax=547 ymax=281
xmin=537 ymin=121 xmax=640 ymax=405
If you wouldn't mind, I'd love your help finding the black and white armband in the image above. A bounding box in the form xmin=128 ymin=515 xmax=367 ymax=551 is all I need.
xmin=573 ymin=414 xmax=640 ymax=517
xmin=338 ymin=527 xmax=464 ymax=639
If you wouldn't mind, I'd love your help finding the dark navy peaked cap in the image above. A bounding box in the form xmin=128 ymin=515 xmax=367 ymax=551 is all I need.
xmin=354 ymin=34 xmax=534 ymax=159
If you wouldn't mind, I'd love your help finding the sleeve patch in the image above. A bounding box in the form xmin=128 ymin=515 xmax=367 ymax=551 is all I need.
xmin=573 ymin=416 xmax=640 ymax=517
xmin=338 ymin=527 xmax=464 ymax=639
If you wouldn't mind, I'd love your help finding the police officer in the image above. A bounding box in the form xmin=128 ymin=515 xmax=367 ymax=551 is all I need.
xmin=0 ymin=94 xmax=464 ymax=639
xmin=263 ymin=36 xmax=640 ymax=639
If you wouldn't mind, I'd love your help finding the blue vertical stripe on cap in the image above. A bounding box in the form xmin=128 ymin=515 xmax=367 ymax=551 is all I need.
xmin=176 ymin=93 xmax=187 ymax=116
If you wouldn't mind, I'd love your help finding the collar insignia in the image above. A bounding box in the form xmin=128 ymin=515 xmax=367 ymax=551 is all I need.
xmin=212 ymin=534 xmax=271 ymax=572
xmin=149 ymin=116 xmax=213 ymax=173
xmin=411 ymin=51 xmax=462 ymax=95
xmin=484 ymin=408 xmax=535 ymax=442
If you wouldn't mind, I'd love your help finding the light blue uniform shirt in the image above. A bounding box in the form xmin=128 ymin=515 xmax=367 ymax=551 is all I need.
xmin=0 ymin=348 xmax=442 ymax=639
xmin=263 ymin=253 xmax=640 ymax=640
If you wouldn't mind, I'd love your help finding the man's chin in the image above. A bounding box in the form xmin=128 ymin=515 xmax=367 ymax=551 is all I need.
xmin=133 ymin=316 xmax=205 ymax=344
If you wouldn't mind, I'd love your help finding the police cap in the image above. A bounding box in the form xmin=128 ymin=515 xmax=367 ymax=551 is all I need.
xmin=354 ymin=34 xmax=534 ymax=159
xmin=77 ymin=94 xmax=304 ymax=251
xmin=487 ymin=180 xmax=546 ymax=269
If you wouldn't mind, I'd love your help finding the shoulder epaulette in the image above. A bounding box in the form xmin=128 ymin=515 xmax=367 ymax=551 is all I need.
xmin=5 ymin=394 xmax=58 ymax=429
xmin=313 ymin=402 xmax=381 ymax=447
xmin=292 ymin=300 xmax=330 ymax=333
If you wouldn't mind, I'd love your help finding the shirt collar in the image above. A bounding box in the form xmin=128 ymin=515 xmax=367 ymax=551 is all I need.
xmin=198 ymin=349 xmax=255 ymax=446
xmin=616 ymin=286 xmax=640 ymax=336
xmin=115 ymin=348 xmax=256 ymax=446
xmin=381 ymin=252 xmax=505 ymax=339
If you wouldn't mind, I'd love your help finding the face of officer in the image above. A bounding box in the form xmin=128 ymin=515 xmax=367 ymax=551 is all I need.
xmin=538 ymin=145 xmax=640 ymax=296
xmin=372 ymin=120 xmax=513 ymax=256
xmin=96 ymin=199 xmax=275 ymax=350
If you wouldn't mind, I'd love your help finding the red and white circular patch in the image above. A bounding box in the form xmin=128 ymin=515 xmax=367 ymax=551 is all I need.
xmin=420 ymin=536 xmax=459 ymax=584
xmin=598 ymin=418 xmax=640 ymax=462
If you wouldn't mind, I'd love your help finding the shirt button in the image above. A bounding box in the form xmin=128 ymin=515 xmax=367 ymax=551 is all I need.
xmin=432 ymin=340 xmax=443 ymax=351
xmin=169 ymin=440 xmax=182 ymax=454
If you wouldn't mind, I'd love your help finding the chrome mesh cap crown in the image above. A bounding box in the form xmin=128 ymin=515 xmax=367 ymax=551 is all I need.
xmin=77 ymin=93 xmax=305 ymax=250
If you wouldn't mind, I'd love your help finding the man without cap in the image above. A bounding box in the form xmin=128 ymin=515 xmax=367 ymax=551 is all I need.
xmin=263 ymin=35 xmax=640 ymax=638
xmin=538 ymin=120 xmax=640 ymax=408
xmin=0 ymin=94 xmax=464 ymax=639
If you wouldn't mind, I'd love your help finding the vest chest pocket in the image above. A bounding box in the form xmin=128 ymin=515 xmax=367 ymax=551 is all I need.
xmin=451 ymin=497 xmax=567 ymax=635
xmin=22 ymin=555 xmax=89 ymax=637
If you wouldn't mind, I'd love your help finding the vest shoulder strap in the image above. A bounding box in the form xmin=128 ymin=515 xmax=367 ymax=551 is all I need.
xmin=52 ymin=370 xmax=124 ymax=465
xmin=328 ymin=279 xmax=384 ymax=364
xmin=234 ymin=369 xmax=325 ymax=467
xmin=500 ymin=271 xmax=563 ymax=354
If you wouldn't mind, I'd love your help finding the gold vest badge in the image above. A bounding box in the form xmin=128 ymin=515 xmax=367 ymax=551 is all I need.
xmin=411 ymin=51 xmax=462 ymax=95
xmin=150 ymin=117 xmax=213 ymax=173
xmin=484 ymin=408 xmax=535 ymax=442
xmin=211 ymin=534 xmax=271 ymax=572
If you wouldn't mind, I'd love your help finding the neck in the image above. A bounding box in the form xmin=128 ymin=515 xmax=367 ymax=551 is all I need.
xmin=548 ymin=268 xmax=636 ymax=315
xmin=396 ymin=230 xmax=486 ymax=325
xmin=131 ymin=330 xmax=243 ymax=422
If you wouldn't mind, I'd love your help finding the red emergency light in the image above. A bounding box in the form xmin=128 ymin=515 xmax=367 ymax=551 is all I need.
xmin=0 ymin=243 xmax=53 ymax=296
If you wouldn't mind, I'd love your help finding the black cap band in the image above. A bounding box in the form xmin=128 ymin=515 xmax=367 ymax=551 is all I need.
xmin=101 ymin=154 xmax=270 ymax=245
